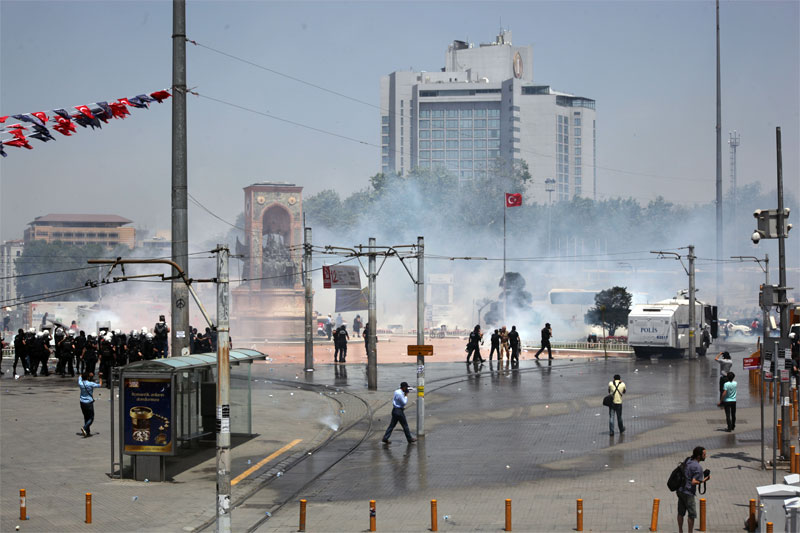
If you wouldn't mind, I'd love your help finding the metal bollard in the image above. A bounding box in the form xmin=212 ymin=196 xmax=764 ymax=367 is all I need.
xmin=504 ymin=499 xmax=512 ymax=531
xmin=576 ymin=499 xmax=583 ymax=532
xmin=299 ymin=499 xmax=306 ymax=532
xmin=20 ymin=489 xmax=26 ymax=521
xmin=795 ymin=453 xmax=799 ymax=475
xmin=369 ymin=499 xmax=376 ymax=532
xmin=649 ymin=498 xmax=660 ymax=531
xmin=85 ymin=492 xmax=92 ymax=524
xmin=767 ymin=521 xmax=774 ymax=533
xmin=792 ymin=446 xmax=796 ymax=473
xmin=747 ymin=499 xmax=757 ymax=532
xmin=430 ymin=500 xmax=438 ymax=532
xmin=699 ymin=498 xmax=706 ymax=531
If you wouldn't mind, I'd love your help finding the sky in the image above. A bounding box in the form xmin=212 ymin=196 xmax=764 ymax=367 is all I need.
xmin=1 ymin=0 xmax=798 ymax=243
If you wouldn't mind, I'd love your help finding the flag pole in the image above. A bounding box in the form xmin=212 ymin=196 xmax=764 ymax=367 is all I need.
xmin=503 ymin=198 xmax=507 ymax=325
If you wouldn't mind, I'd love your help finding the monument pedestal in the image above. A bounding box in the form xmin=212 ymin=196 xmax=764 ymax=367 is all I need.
xmin=231 ymin=286 xmax=305 ymax=341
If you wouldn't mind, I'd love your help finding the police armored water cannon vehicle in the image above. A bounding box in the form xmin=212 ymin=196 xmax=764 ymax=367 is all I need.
xmin=627 ymin=290 xmax=718 ymax=358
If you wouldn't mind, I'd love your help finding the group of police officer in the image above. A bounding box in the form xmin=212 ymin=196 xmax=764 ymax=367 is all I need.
xmin=10 ymin=318 xmax=171 ymax=387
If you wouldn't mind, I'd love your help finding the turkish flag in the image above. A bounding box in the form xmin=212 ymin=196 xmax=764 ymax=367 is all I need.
xmin=505 ymin=193 xmax=522 ymax=207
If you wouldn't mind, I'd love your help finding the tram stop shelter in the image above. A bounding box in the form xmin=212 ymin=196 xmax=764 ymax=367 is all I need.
xmin=109 ymin=349 xmax=267 ymax=482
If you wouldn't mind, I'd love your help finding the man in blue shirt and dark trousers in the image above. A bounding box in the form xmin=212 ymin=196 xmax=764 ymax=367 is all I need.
xmin=382 ymin=381 xmax=417 ymax=444
xmin=78 ymin=371 xmax=101 ymax=437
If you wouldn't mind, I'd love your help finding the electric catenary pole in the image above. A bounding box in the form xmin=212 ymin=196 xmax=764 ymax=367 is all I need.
xmin=171 ymin=0 xmax=190 ymax=357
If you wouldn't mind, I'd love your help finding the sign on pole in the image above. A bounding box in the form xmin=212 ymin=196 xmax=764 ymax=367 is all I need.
xmin=322 ymin=265 xmax=361 ymax=289
xmin=407 ymin=345 xmax=433 ymax=356
xmin=743 ymin=356 xmax=761 ymax=370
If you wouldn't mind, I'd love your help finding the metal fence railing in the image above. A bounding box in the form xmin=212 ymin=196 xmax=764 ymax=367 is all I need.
xmin=522 ymin=341 xmax=633 ymax=353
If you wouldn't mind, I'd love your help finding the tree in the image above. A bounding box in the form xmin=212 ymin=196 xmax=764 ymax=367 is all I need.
xmin=14 ymin=241 xmax=130 ymax=303
xmin=584 ymin=286 xmax=632 ymax=336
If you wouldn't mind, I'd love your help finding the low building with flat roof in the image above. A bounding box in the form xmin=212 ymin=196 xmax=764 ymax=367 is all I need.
xmin=24 ymin=214 xmax=135 ymax=248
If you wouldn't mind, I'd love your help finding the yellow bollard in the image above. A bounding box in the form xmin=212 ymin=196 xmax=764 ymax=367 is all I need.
xmin=747 ymin=499 xmax=757 ymax=532
xmin=19 ymin=488 xmax=26 ymax=521
xmin=576 ymin=499 xmax=583 ymax=532
xmin=767 ymin=521 xmax=774 ymax=533
xmin=795 ymin=453 xmax=799 ymax=475
xmin=699 ymin=498 xmax=706 ymax=531
xmin=504 ymin=499 xmax=512 ymax=531
xmin=431 ymin=500 xmax=438 ymax=532
xmin=369 ymin=500 xmax=376 ymax=532
xmin=85 ymin=492 xmax=92 ymax=524
xmin=299 ymin=499 xmax=306 ymax=532
xmin=649 ymin=498 xmax=660 ymax=531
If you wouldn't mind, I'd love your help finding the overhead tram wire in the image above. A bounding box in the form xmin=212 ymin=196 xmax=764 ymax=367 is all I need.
xmin=185 ymin=39 xmax=717 ymax=187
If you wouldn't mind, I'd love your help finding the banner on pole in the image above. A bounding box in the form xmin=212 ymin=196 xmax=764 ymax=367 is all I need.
xmin=322 ymin=265 xmax=361 ymax=289
xmin=335 ymin=287 xmax=369 ymax=312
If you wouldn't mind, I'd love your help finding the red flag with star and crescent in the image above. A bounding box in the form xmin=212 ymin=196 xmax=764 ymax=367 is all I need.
xmin=505 ymin=193 xmax=522 ymax=207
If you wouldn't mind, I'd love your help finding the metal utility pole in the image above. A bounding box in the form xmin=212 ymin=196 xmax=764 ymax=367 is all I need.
xmin=715 ymin=0 xmax=724 ymax=309
xmin=503 ymin=202 xmax=507 ymax=324
xmin=416 ymin=236 xmax=425 ymax=436
xmin=367 ymin=237 xmax=377 ymax=390
xmin=304 ymin=227 xmax=314 ymax=372
xmin=215 ymin=245 xmax=231 ymax=533
xmin=729 ymin=131 xmax=741 ymax=250
xmin=545 ymin=178 xmax=555 ymax=255
xmin=688 ymin=245 xmax=697 ymax=359
xmin=776 ymin=128 xmax=791 ymax=458
xmin=171 ymin=0 xmax=190 ymax=357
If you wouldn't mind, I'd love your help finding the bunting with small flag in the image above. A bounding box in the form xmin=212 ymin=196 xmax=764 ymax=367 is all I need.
xmin=0 ymin=89 xmax=171 ymax=157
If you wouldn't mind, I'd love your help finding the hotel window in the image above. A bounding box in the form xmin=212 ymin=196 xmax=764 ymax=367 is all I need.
xmin=419 ymin=141 xmax=430 ymax=149
xmin=575 ymin=128 xmax=581 ymax=136
xmin=474 ymin=149 xmax=487 ymax=158
xmin=382 ymin=136 xmax=389 ymax=144
xmin=460 ymin=109 xmax=472 ymax=118
xmin=446 ymin=109 xmax=458 ymax=118
xmin=575 ymin=157 xmax=582 ymax=166
xmin=488 ymin=119 xmax=500 ymax=128
xmin=446 ymin=119 xmax=458 ymax=128
xmin=432 ymin=110 xmax=444 ymax=118
xmin=382 ymin=146 xmax=389 ymax=154
xmin=420 ymin=130 xmax=430 ymax=139
xmin=460 ymin=150 xmax=473 ymax=158
xmin=460 ymin=140 xmax=472 ymax=148
xmin=446 ymin=140 xmax=459 ymax=149
xmin=474 ymin=119 xmax=486 ymax=128
xmin=446 ymin=150 xmax=459 ymax=159
xmin=488 ymin=109 xmax=500 ymax=117
xmin=475 ymin=109 xmax=487 ymax=118
xmin=432 ymin=140 xmax=444 ymax=149
xmin=432 ymin=150 xmax=444 ymax=159
xmin=575 ymin=147 xmax=581 ymax=156
xmin=382 ymin=116 xmax=389 ymax=124
xmin=446 ymin=129 xmax=459 ymax=139
xmin=460 ymin=129 xmax=473 ymax=138
xmin=420 ymin=110 xmax=430 ymax=118
xmin=432 ymin=130 xmax=444 ymax=139
xmin=446 ymin=160 xmax=459 ymax=170
xmin=488 ymin=130 xmax=499 ymax=138
xmin=419 ymin=120 xmax=430 ymax=128
xmin=574 ymin=117 xmax=581 ymax=126
xmin=460 ymin=119 xmax=472 ymax=128
xmin=432 ymin=119 xmax=444 ymax=128
xmin=575 ymin=138 xmax=581 ymax=146
xmin=382 ymin=126 xmax=389 ymax=134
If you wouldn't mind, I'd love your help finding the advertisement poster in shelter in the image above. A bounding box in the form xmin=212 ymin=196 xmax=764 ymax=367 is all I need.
xmin=123 ymin=377 xmax=174 ymax=454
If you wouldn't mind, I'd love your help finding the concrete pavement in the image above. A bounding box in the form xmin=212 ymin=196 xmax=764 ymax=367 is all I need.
xmin=0 ymin=340 xmax=785 ymax=532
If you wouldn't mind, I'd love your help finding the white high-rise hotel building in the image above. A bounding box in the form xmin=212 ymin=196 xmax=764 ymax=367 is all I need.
xmin=380 ymin=31 xmax=596 ymax=201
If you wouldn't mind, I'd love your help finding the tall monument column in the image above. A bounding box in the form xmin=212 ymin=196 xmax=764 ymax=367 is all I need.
xmin=232 ymin=182 xmax=305 ymax=341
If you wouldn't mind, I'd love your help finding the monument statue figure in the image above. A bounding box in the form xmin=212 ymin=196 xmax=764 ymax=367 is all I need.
xmin=261 ymin=233 xmax=295 ymax=288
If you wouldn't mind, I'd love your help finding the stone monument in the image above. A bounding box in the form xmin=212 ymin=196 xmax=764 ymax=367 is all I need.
xmin=231 ymin=183 xmax=304 ymax=340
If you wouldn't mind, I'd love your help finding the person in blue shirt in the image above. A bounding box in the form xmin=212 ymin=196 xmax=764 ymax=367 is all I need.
xmin=381 ymin=382 xmax=417 ymax=444
xmin=718 ymin=372 xmax=737 ymax=432
xmin=78 ymin=371 xmax=101 ymax=437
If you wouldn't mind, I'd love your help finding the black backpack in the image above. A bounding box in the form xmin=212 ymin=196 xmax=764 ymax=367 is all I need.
xmin=667 ymin=458 xmax=688 ymax=491
xmin=154 ymin=322 xmax=167 ymax=338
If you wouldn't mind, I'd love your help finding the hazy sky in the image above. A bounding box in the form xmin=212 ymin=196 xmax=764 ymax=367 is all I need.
xmin=1 ymin=0 xmax=798 ymax=243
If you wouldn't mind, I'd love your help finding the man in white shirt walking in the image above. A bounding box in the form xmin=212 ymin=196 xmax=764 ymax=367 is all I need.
xmin=382 ymin=381 xmax=417 ymax=444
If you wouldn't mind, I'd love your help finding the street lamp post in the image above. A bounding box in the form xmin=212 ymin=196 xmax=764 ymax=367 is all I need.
xmin=545 ymin=178 xmax=556 ymax=255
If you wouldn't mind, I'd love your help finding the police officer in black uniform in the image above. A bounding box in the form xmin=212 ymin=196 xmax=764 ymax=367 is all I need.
xmin=82 ymin=334 xmax=99 ymax=375
xmin=508 ymin=325 xmax=521 ymax=366
xmin=74 ymin=331 xmax=87 ymax=374
xmin=489 ymin=329 xmax=501 ymax=361
xmin=13 ymin=329 xmax=30 ymax=375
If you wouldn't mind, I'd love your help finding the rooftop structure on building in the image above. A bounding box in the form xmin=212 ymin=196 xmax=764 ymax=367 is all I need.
xmin=380 ymin=30 xmax=596 ymax=201
xmin=24 ymin=214 xmax=136 ymax=248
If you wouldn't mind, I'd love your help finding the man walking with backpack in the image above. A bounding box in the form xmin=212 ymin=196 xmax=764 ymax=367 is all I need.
xmin=607 ymin=374 xmax=626 ymax=435
xmin=153 ymin=315 xmax=169 ymax=358
xmin=676 ymin=446 xmax=711 ymax=533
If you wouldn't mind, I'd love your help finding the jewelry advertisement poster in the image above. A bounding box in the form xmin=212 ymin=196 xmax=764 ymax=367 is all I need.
xmin=123 ymin=377 xmax=173 ymax=454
